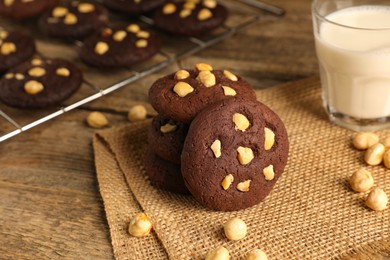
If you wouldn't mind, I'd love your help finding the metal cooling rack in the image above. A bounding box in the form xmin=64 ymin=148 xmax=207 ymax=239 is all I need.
xmin=0 ymin=0 xmax=284 ymax=142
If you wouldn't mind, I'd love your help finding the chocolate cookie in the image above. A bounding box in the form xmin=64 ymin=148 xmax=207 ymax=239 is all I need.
xmin=103 ymin=0 xmax=165 ymax=15
xmin=79 ymin=23 xmax=161 ymax=68
xmin=148 ymin=115 xmax=189 ymax=164
xmin=149 ymin=63 xmax=256 ymax=123
xmin=181 ymin=97 xmax=289 ymax=211
xmin=0 ymin=29 xmax=35 ymax=74
xmin=153 ymin=0 xmax=228 ymax=36
xmin=0 ymin=58 xmax=83 ymax=108
xmin=0 ymin=0 xmax=57 ymax=20
xmin=39 ymin=1 xmax=108 ymax=40
xmin=144 ymin=148 xmax=190 ymax=194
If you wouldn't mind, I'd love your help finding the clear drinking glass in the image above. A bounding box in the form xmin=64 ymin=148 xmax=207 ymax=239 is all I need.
xmin=312 ymin=0 xmax=390 ymax=131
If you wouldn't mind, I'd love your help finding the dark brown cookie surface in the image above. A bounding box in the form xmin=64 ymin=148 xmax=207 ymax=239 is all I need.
xmin=0 ymin=0 xmax=57 ymax=20
xmin=0 ymin=30 xmax=35 ymax=74
xmin=0 ymin=58 xmax=83 ymax=108
xmin=79 ymin=23 xmax=161 ymax=68
xmin=148 ymin=115 xmax=189 ymax=164
xmin=144 ymin=148 xmax=190 ymax=195
xmin=154 ymin=0 xmax=228 ymax=36
xmin=149 ymin=64 xmax=256 ymax=123
xmin=181 ymin=97 xmax=289 ymax=211
xmin=39 ymin=1 xmax=108 ymax=40
xmin=103 ymin=0 xmax=165 ymax=15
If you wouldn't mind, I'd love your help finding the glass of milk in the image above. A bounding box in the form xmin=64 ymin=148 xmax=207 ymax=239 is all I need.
xmin=312 ymin=0 xmax=390 ymax=131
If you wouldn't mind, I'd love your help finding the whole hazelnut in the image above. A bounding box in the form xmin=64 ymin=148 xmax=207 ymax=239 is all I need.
xmin=128 ymin=213 xmax=152 ymax=237
xmin=205 ymin=246 xmax=230 ymax=260
xmin=223 ymin=217 xmax=247 ymax=241
xmin=86 ymin=111 xmax=108 ymax=129
xmin=365 ymin=188 xmax=388 ymax=211
xmin=352 ymin=132 xmax=379 ymax=150
xmin=349 ymin=168 xmax=374 ymax=193
xmin=246 ymin=249 xmax=268 ymax=260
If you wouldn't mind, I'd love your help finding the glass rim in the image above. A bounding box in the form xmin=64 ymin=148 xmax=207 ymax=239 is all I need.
xmin=312 ymin=0 xmax=390 ymax=31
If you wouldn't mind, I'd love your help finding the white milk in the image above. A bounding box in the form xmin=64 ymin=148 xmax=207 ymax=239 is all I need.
xmin=315 ymin=5 xmax=390 ymax=119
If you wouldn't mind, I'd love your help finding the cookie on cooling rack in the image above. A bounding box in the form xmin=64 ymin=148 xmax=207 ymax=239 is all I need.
xmin=144 ymin=148 xmax=190 ymax=194
xmin=39 ymin=1 xmax=108 ymax=40
xmin=103 ymin=0 xmax=165 ymax=15
xmin=79 ymin=23 xmax=161 ymax=68
xmin=153 ymin=0 xmax=228 ymax=36
xmin=148 ymin=63 xmax=256 ymax=123
xmin=181 ymin=97 xmax=289 ymax=211
xmin=0 ymin=0 xmax=57 ymax=20
xmin=148 ymin=115 xmax=189 ymax=164
xmin=0 ymin=29 xmax=36 ymax=74
xmin=0 ymin=58 xmax=83 ymax=108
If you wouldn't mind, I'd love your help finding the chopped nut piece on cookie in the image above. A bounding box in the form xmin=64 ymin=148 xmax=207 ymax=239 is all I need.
xmin=160 ymin=123 xmax=177 ymax=133
xmin=197 ymin=70 xmax=216 ymax=88
xmin=195 ymin=63 xmax=213 ymax=71
xmin=173 ymin=82 xmax=194 ymax=97
xmin=223 ymin=70 xmax=238 ymax=81
xmin=56 ymin=67 xmax=70 ymax=77
xmin=163 ymin=3 xmax=176 ymax=14
xmin=237 ymin=180 xmax=251 ymax=192
xmin=264 ymin=127 xmax=275 ymax=150
xmin=95 ymin=41 xmax=109 ymax=55
xmin=198 ymin=8 xmax=213 ymax=20
xmin=24 ymin=80 xmax=44 ymax=95
xmin=175 ymin=70 xmax=190 ymax=80
xmin=233 ymin=113 xmax=250 ymax=132
xmin=211 ymin=139 xmax=222 ymax=158
xmin=222 ymin=86 xmax=236 ymax=96
xmin=221 ymin=174 xmax=234 ymax=190
xmin=237 ymin=146 xmax=254 ymax=165
xmin=28 ymin=67 xmax=46 ymax=77
xmin=263 ymin=165 xmax=275 ymax=181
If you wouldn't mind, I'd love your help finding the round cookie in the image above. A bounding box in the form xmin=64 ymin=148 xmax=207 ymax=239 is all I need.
xmin=39 ymin=1 xmax=108 ymax=40
xmin=181 ymin=97 xmax=289 ymax=211
xmin=103 ymin=0 xmax=165 ymax=15
xmin=0 ymin=29 xmax=35 ymax=74
xmin=79 ymin=23 xmax=161 ymax=68
xmin=0 ymin=58 xmax=83 ymax=108
xmin=0 ymin=0 xmax=57 ymax=20
xmin=154 ymin=0 xmax=228 ymax=36
xmin=144 ymin=148 xmax=190 ymax=195
xmin=148 ymin=115 xmax=189 ymax=164
xmin=149 ymin=63 xmax=256 ymax=123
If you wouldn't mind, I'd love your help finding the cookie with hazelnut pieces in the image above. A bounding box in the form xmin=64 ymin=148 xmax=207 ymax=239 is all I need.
xmin=148 ymin=63 xmax=256 ymax=123
xmin=79 ymin=23 xmax=161 ymax=67
xmin=144 ymin=148 xmax=190 ymax=195
xmin=103 ymin=0 xmax=165 ymax=15
xmin=0 ymin=29 xmax=36 ymax=74
xmin=0 ymin=0 xmax=57 ymax=20
xmin=39 ymin=1 xmax=108 ymax=40
xmin=181 ymin=97 xmax=289 ymax=211
xmin=148 ymin=115 xmax=189 ymax=164
xmin=154 ymin=0 xmax=228 ymax=36
xmin=0 ymin=58 xmax=83 ymax=108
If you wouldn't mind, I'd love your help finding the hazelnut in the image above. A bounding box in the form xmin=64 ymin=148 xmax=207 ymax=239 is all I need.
xmin=210 ymin=139 xmax=222 ymax=158
xmin=127 ymin=24 xmax=140 ymax=33
xmin=64 ymin=13 xmax=78 ymax=25
xmin=222 ymin=86 xmax=236 ymax=96
xmin=135 ymin=39 xmax=148 ymax=48
xmin=195 ymin=63 xmax=213 ymax=71
xmin=28 ymin=67 xmax=46 ymax=77
xmin=160 ymin=123 xmax=177 ymax=133
xmin=224 ymin=217 xmax=247 ymax=241
xmin=24 ymin=80 xmax=44 ymax=95
xmin=1 ymin=42 xmax=16 ymax=55
xmin=184 ymin=1 xmax=196 ymax=10
xmin=237 ymin=146 xmax=254 ymax=165
xmin=128 ymin=213 xmax=153 ymax=237
xmin=246 ymin=249 xmax=268 ymax=260
xmin=136 ymin=31 xmax=150 ymax=39
xmin=223 ymin=70 xmax=238 ymax=81
xmin=237 ymin=180 xmax=251 ymax=192
xmin=52 ymin=6 xmax=68 ymax=17
xmin=95 ymin=41 xmax=109 ymax=55
xmin=198 ymin=8 xmax=213 ymax=20
xmin=78 ymin=3 xmax=95 ymax=13
xmin=383 ymin=149 xmax=390 ymax=168
xmin=205 ymin=246 xmax=229 ymax=260
xmin=31 ymin=58 xmax=43 ymax=66
xmin=264 ymin=127 xmax=275 ymax=150
xmin=221 ymin=174 xmax=234 ymax=190
xmin=364 ymin=143 xmax=385 ymax=166
xmin=175 ymin=70 xmax=190 ymax=80
xmin=382 ymin=136 xmax=390 ymax=149
xmin=352 ymin=132 xmax=379 ymax=150
xmin=263 ymin=165 xmax=275 ymax=181
xmin=197 ymin=71 xmax=216 ymax=88
xmin=128 ymin=105 xmax=147 ymax=122
xmin=349 ymin=168 xmax=374 ymax=193
xmin=233 ymin=113 xmax=250 ymax=132
xmin=365 ymin=188 xmax=388 ymax=211
xmin=163 ymin=3 xmax=176 ymax=14
xmin=180 ymin=9 xmax=192 ymax=18
xmin=56 ymin=67 xmax=70 ymax=77
xmin=203 ymin=0 xmax=217 ymax=9
xmin=113 ymin=30 xmax=127 ymax=42
xmin=86 ymin=111 xmax=109 ymax=129
xmin=173 ymin=82 xmax=194 ymax=97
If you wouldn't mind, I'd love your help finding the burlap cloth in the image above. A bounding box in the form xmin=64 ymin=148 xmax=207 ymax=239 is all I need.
xmin=93 ymin=77 xmax=390 ymax=260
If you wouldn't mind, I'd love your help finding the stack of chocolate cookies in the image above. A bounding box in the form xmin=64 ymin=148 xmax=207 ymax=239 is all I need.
xmin=146 ymin=63 xmax=289 ymax=211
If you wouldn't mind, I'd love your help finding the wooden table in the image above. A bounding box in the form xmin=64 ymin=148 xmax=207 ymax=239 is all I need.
xmin=0 ymin=1 xmax=317 ymax=258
